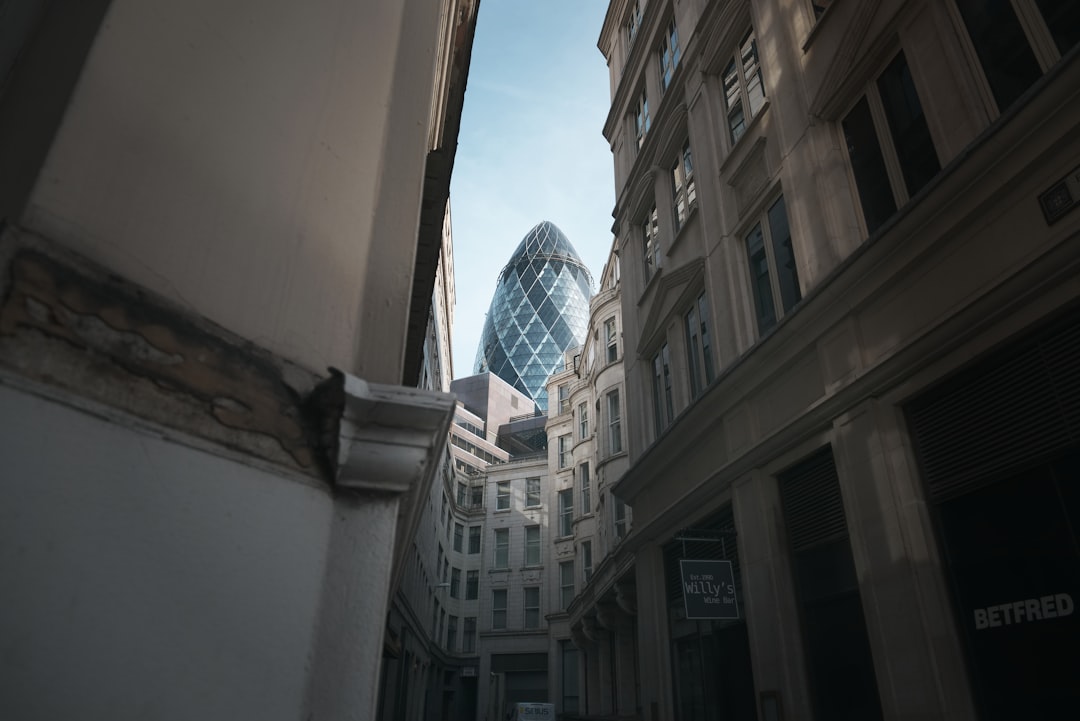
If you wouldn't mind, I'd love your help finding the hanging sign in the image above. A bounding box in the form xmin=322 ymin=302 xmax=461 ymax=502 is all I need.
xmin=680 ymin=559 xmax=738 ymax=620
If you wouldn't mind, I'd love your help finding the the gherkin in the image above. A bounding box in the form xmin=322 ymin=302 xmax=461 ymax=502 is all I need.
xmin=474 ymin=221 xmax=593 ymax=411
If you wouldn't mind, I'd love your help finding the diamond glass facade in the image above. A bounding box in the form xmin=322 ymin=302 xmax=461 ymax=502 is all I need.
xmin=474 ymin=221 xmax=593 ymax=410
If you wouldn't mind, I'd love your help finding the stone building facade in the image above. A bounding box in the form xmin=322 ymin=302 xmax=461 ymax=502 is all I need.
xmin=598 ymin=0 xmax=1080 ymax=720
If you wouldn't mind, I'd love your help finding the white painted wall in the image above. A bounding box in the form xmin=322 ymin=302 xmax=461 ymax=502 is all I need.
xmin=0 ymin=385 xmax=333 ymax=721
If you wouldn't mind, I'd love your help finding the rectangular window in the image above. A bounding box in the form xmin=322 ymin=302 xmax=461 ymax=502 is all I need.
xmin=466 ymin=569 xmax=479 ymax=600
xmin=559 ymin=489 xmax=574 ymax=537
xmin=450 ymin=567 xmax=461 ymax=598
xmin=493 ymin=528 xmax=509 ymax=569
xmin=470 ymin=485 xmax=483 ymax=508
xmin=745 ymin=194 xmax=801 ymax=335
xmin=685 ymin=292 xmax=716 ymax=398
xmin=723 ymin=30 xmax=766 ymax=144
xmin=582 ymin=540 xmax=593 ymax=583
xmin=456 ymin=482 xmax=467 ymax=506
xmin=672 ymin=140 xmax=697 ymax=232
xmin=492 ymin=589 xmax=508 ymax=630
xmin=445 ymin=509 xmax=452 ymax=540
xmin=496 ymin=480 xmax=510 ymax=510
xmin=659 ymin=19 xmax=681 ymax=91
xmin=954 ymin=0 xmax=1044 ymax=113
xmin=446 ymin=615 xmax=457 ymax=652
xmin=605 ymin=317 xmax=618 ymax=363
xmin=468 ymin=525 xmax=481 ymax=554
xmin=652 ymin=343 xmax=674 ymax=435
xmin=558 ymin=383 xmax=570 ymax=413
xmin=560 ymin=560 xmax=576 ymax=610
xmin=525 ymin=525 xmax=541 ymax=566
xmin=453 ymin=522 xmax=464 ymax=552
xmin=607 ymin=390 xmax=623 ymax=454
xmin=524 ymin=586 xmax=541 ymax=629
xmin=614 ymin=497 xmax=628 ymax=540
xmin=525 ymin=477 xmax=541 ymax=507
xmin=578 ymin=402 xmax=589 ymax=439
xmin=634 ymin=88 xmax=651 ymax=149
xmin=442 ymin=558 xmax=449 ymax=583
xmin=625 ymin=0 xmax=643 ymax=46
xmin=579 ymin=462 xmax=591 ymax=515
xmin=876 ymin=51 xmax=940 ymax=199
xmin=561 ymin=640 xmax=580 ymax=713
xmin=842 ymin=97 xmax=896 ymax=235
xmin=641 ymin=205 xmax=659 ymax=282
xmin=558 ymin=434 xmax=572 ymax=469
xmin=463 ymin=617 xmax=477 ymax=653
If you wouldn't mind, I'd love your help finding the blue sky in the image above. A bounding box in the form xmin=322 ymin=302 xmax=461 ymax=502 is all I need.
xmin=449 ymin=0 xmax=616 ymax=377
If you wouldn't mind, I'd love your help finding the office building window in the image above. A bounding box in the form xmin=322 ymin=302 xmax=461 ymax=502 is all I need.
xmin=525 ymin=525 xmax=541 ymax=566
xmin=642 ymin=205 xmax=660 ymax=282
xmin=466 ymin=570 xmax=479 ymax=600
xmin=659 ymin=19 xmax=681 ymax=91
xmin=470 ymin=484 xmax=483 ymax=508
xmin=579 ymin=462 xmax=591 ymax=515
xmin=626 ymin=0 xmax=643 ymax=46
xmin=525 ymin=477 xmax=541 ymax=507
xmin=492 ymin=589 xmax=507 ymax=630
xmin=560 ymin=560 xmax=576 ymax=610
xmin=559 ymin=489 xmax=574 ymax=537
xmin=614 ymin=497 xmax=628 ymax=540
xmin=493 ymin=528 xmax=509 ymax=569
xmin=524 ymin=586 xmax=541 ymax=629
xmin=453 ymin=522 xmax=464 ymax=552
xmin=469 ymin=525 xmax=481 ymax=554
xmin=672 ymin=140 xmax=697 ymax=232
xmin=608 ymin=389 xmax=623 ymax=454
xmin=842 ymin=51 xmax=940 ymax=235
xmin=558 ymin=383 xmax=570 ymax=413
xmin=652 ymin=343 xmax=675 ymax=434
xmin=634 ymin=87 xmax=651 ymax=149
xmin=582 ymin=540 xmax=593 ymax=583
xmin=578 ymin=402 xmax=589 ymax=439
xmin=686 ymin=292 xmax=716 ymax=398
xmin=447 ymin=615 xmax=457 ymax=652
xmin=745 ymin=194 xmax=801 ymax=334
xmin=450 ymin=567 xmax=461 ymax=599
xmin=496 ymin=480 xmax=511 ymax=510
xmin=559 ymin=434 xmax=572 ymax=469
xmin=605 ymin=317 xmax=618 ymax=363
xmin=442 ymin=558 xmax=449 ymax=583
xmin=722 ymin=30 xmax=766 ymax=144
xmin=463 ymin=617 xmax=477 ymax=653
xmin=456 ymin=482 xmax=467 ymax=506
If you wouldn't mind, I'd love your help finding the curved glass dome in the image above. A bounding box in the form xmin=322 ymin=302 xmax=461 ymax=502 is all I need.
xmin=474 ymin=221 xmax=593 ymax=411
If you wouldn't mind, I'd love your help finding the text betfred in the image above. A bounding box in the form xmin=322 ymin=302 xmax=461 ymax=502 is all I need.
xmin=973 ymin=593 xmax=1074 ymax=630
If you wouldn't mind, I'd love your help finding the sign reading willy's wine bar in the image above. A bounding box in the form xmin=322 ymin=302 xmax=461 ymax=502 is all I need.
xmin=680 ymin=559 xmax=739 ymax=620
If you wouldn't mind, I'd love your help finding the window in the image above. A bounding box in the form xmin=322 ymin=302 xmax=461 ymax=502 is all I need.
xmin=445 ymin=509 xmax=452 ymax=540
xmin=626 ymin=0 xmax=643 ymax=46
xmin=614 ymin=497 xmax=628 ymax=540
xmin=634 ymin=87 xmax=651 ymax=149
xmin=672 ymin=140 xmax=697 ymax=232
xmin=582 ymin=540 xmax=593 ymax=583
xmin=842 ymin=51 xmax=940 ymax=235
xmin=722 ymin=30 xmax=766 ymax=144
xmin=492 ymin=589 xmax=508 ymax=630
xmin=685 ymin=292 xmax=716 ymax=398
xmin=605 ymin=318 xmax=618 ymax=363
xmin=558 ymin=434 xmax=572 ymax=469
xmin=442 ymin=558 xmax=449 ymax=583
xmin=659 ymin=19 xmax=681 ymax=91
xmin=607 ymin=390 xmax=623 ymax=454
xmin=525 ymin=525 xmax=541 ymax=566
xmin=456 ymin=482 xmax=466 ymax=506
xmin=523 ymin=477 xmax=541 ymax=507
xmin=641 ymin=205 xmax=660 ymax=281
xmin=561 ymin=640 xmax=580 ymax=713
xmin=493 ymin=528 xmax=509 ymax=569
xmin=558 ymin=383 xmax=570 ymax=413
xmin=559 ymin=489 xmax=574 ymax=537
xmin=463 ymin=617 xmax=477 ymax=653
xmin=524 ymin=586 xmax=541 ymax=629
xmin=438 ymin=609 xmax=445 ymax=646
xmin=442 ymin=493 xmax=448 ymax=516
xmin=446 ymin=615 xmax=457 ymax=652
xmin=578 ymin=402 xmax=589 ymax=439
xmin=560 ymin=560 xmax=576 ymax=610
xmin=466 ymin=569 xmax=479 ymax=600
xmin=811 ymin=0 xmax=834 ymax=20
xmin=652 ymin=343 xmax=674 ymax=434
xmin=453 ymin=522 xmax=464 ymax=552
xmin=579 ymin=462 xmax=591 ymax=515
xmin=470 ymin=485 xmax=483 ymax=508
xmin=745 ymin=194 xmax=801 ymax=334
xmin=432 ymin=599 xmax=440 ymax=637
xmin=437 ymin=544 xmax=443 ymax=573
xmin=468 ymin=525 xmax=481 ymax=554
xmin=496 ymin=480 xmax=510 ymax=510
xmin=450 ymin=567 xmax=461 ymax=598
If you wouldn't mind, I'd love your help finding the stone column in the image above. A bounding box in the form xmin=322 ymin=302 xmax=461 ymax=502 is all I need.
xmin=634 ymin=545 xmax=675 ymax=721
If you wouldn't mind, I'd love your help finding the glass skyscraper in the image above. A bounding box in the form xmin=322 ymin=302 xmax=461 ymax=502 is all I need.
xmin=474 ymin=221 xmax=593 ymax=411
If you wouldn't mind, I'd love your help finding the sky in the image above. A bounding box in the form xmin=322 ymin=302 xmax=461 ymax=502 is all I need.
xmin=448 ymin=0 xmax=616 ymax=378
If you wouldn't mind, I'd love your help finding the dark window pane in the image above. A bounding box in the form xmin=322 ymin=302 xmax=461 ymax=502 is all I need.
xmin=877 ymin=51 xmax=940 ymax=197
xmin=842 ymin=97 xmax=896 ymax=234
xmin=1035 ymin=0 xmax=1080 ymax=56
xmin=745 ymin=224 xmax=776 ymax=333
xmin=767 ymin=196 xmax=801 ymax=313
xmin=954 ymin=0 xmax=1042 ymax=112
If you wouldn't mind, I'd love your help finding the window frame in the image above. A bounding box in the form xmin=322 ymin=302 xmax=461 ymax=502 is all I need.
xmin=607 ymin=389 xmax=623 ymax=455
xmin=463 ymin=616 xmax=477 ymax=653
xmin=658 ymin=18 xmax=681 ymax=92
xmin=582 ymin=540 xmax=594 ymax=583
xmin=578 ymin=402 xmax=589 ymax=439
xmin=671 ymin=139 xmax=698 ymax=232
xmin=721 ymin=29 xmax=767 ymax=145
xmin=468 ymin=525 xmax=481 ymax=554
xmin=605 ymin=317 xmax=618 ymax=363
xmin=524 ymin=586 xmax=541 ymax=629
xmin=579 ymin=462 xmax=591 ymax=515
xmin=633 ymin=87 xmax=651 ymax=150
xmin=453 ymin=522 xmax=464 ymax=552
xmin=492 ymin=589 xmax=508 ymax=630
xmin=558 ymin=383 xmax=570 ymax=414
xmin=743 ymin=192 xmax=801 ymax=335
xmin=525 ymin=477 xmax=541 ymax=507
xmin=558 ymin=489 xmax=574 ymax=538
xmin=450 ymin=567 xmax=461 ymax=599
xmin=651 ymin=342 xmax=675 ymax=435
xmin=559 ymin=560 xmax=576 ymax=610
xmin=495 ymin=480 xmax=511 ymax=511
xmin=641 ymin=205 xmax=660 ymax=283
xmin=493 ymin=527 xmax=509 ymax=569
xmin=466 ymin=569 xmax=479 ymax=600
xmin=685 ymin=291 xmax=716 ymax=398
xmin=558 ymin=434 xmax=572 ymax=469
xmin=525 ymin=525 xmax=541 ymax=566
